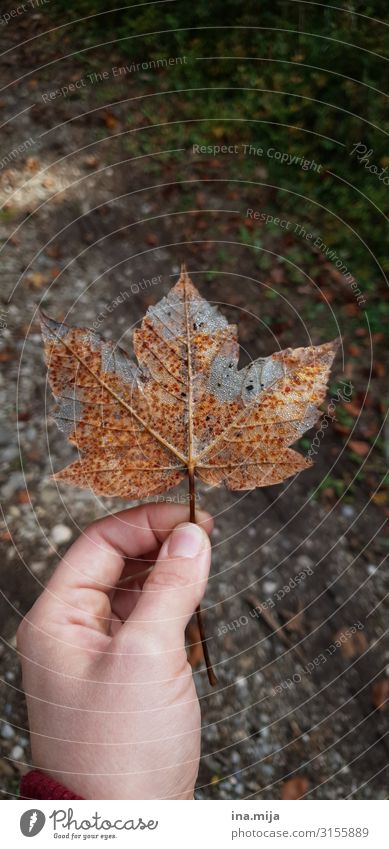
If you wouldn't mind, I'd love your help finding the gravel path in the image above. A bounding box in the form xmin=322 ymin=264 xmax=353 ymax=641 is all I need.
xmin=1 ymin=4 xmax=387 ymax=800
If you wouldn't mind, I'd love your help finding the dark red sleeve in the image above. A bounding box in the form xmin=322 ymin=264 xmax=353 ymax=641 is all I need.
xmin=20 ymin=770 xmax=83 ymax=800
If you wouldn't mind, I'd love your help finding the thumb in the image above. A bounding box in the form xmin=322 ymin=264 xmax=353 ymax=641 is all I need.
xmin=131 ymin=522 xmax=211 ymax=642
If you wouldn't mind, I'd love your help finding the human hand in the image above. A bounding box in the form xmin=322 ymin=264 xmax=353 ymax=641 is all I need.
xmin=17 ymin=503 xmax=213 ymax=799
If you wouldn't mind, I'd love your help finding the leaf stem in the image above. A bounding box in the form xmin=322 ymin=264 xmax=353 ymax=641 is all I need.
xmin=189 ymin=469 xmax=217 ymax=687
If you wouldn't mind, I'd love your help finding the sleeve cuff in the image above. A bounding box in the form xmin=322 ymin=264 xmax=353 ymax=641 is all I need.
xmin=20 ymin=770 xmax=83 ymax=800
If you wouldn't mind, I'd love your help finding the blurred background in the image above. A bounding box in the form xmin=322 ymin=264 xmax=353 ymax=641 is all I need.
xmin=0 ymin=0 xmax=388 ymax=800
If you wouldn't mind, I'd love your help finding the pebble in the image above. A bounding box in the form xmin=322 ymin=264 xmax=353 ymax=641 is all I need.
xmin=30 ymin=561 xmax=45 ymax=575
xmin=0 ymin=427 xmax=14 ymax=446
xmin=0 ymin=723 xmax=15 ymax=740
xmin=51 ymin=524 xmax=72 ymax=544
xmin=10 ymin=745 xmax=24 ymax=760
xmin=296 ymin=555 xmax=313 ymax=570
xmin=5 ymin=671 xmax=15 ymax=681
xmin=262 ymin=580 xmax=278 ymax=595
xmin=2 ymin=445 xmax=19 ymax=462
xmin=341 ymin=504 xmax=356 ymax=518
xmin=2 ymin=472 xmax=25 ymax=499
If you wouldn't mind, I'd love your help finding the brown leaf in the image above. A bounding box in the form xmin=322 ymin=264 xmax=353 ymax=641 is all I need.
xmin=47 ymin=266 xmax=62 ymax=281
xmin=348 ymin=440 xmax=370 ymax=456
xmin=270 ymin=266 xmax=285 ymax=284
xmin=348 ymin=344 xmax=361 ymax=357
xmin=371 ymin=491 xmax=388 ymax=506
xmin=103 ymin=110 xmax=119 ymax=130
xmin=334 ymin=422 xmax=352 ymax=436
xmin=343 ymin=400 xmax=362 ymax=418
xmin=17 ymin=489 xmax=30 ymax=504
xmin=83 ymin=155 xmax=99 ymax=169
xmin=282 ymin=776 xmax=309 ymax=799
xmin=372 ymin=361 xmax=385 ymax=378
xmin=0 ymin=347 xmax=15 ymax=362
xmin=25 ymin=157 xmax=39 ymax=172
xmin=45 ymin=244 xmax=62 ymax=259
xmin=334 ymin=628 xmax=368 ymax=659
xmin=26 ymin=272 xmax=48 ymax=290
xmin=40 ymin=266 xmax=338 ymax=499
xmin=371 ymin=680 xmax=389 ymax=710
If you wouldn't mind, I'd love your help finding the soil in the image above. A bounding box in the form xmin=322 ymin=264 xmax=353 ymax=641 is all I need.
xmin=0 ymin=4 xmax=388 ymax=800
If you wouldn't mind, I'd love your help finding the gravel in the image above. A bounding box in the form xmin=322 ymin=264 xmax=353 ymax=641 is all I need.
xmin=50 ymin=524 xmax=73 ymax=545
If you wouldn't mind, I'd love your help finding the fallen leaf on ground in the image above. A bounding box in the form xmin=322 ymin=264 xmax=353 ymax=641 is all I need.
xmin=348 ymin=440 xmax=370 ymax=456
xmin=26 ymin=272 xmax=48 ymax=290
xmin=371 ymin=680 xmax=389 ymax=710
xmin=371 ymin=491 xmax=388 ymax=506
xmin=83 ymin=155 xmax=99 ymax=169
xmin=342 ymin=400 xmax=362 ymax=418
xmin=282 ymin=776 xmax=309 ymax=799
xmin=103 ymin=110 xmax=119 ymax=130
xmin=25 ymin=158 xmax=39 ymax=172
xmin=334 ymin=627 xmax=368 ymax=659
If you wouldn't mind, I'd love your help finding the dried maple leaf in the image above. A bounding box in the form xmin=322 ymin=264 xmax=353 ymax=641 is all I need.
xmin=40 ymin=264 xmax=338 ymax=684
xmin=40 ymin=265 xmax=338 ymax=498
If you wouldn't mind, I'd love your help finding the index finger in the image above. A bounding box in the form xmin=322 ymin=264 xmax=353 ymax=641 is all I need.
xmin=47 ymin=502 xmax=213 ymax=601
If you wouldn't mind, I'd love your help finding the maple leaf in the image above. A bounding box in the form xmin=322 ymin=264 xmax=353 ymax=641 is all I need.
xmin=40 ymin=264 xmax=339 ymax=685
xmin=40 ymin=265 xmax=338 ymax=499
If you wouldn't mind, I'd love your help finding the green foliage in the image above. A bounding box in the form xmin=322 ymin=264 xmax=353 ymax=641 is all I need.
xmin=52 ymin=1 xmax=388 ymax=336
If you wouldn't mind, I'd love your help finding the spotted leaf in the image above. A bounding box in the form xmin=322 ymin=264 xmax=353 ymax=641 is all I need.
xmin=40 ymin=266 xmax=338 ymax=498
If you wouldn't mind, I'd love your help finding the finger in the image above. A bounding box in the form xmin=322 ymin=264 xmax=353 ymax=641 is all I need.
xmin=111 ymin=564 xmax=150 ymax=622
xmin=42 ymin=505 xmax=213 ymax=630
xmin=124 ymin=522 xmax=212 ymax=645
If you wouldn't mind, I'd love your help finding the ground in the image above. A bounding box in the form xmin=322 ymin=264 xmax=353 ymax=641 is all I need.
xmin=0 ymin=4 xmax=388 ymax=800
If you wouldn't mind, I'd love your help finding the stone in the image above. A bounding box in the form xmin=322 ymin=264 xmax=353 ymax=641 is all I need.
xmin=0 ymin=724 xmax=15 ymax=740
xmin=262 ymin=580 xmax=278 ymax=594
xmin=10 ymin=745 xmax=24 ymax=760
xmin=51 ymin=524 xmax=72 ymax=545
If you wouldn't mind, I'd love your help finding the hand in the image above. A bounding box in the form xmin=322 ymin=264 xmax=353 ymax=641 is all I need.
xmin=17 ymin=503 xmax=213 ymax=799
